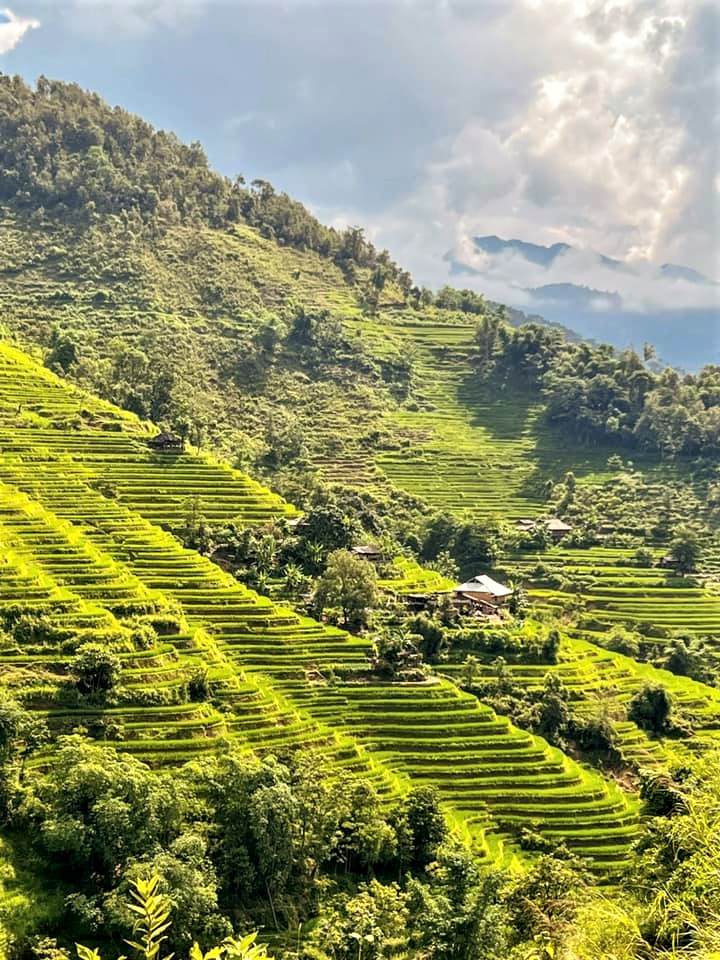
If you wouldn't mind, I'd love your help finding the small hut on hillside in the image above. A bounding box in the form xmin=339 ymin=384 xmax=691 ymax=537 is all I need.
xmin=351 ymin=544 xmax=384 ymax=563
xmin=453 ymin=574 xmax=512 ymax=615
xmin=515 ymin=517 xmax=572 ymax=541
xmin=546 ymin=518 xmax=572 ymax=540
xmin=147 ymin=431 xmax=184 ymax=452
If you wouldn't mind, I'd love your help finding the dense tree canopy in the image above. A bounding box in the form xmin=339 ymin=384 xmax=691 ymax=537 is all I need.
xmin=474 ymin=321 xmax=720 ymax=459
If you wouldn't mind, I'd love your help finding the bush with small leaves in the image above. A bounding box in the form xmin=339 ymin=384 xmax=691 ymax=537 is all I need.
xmin=71 ymin=644 xmax=122 ymax=698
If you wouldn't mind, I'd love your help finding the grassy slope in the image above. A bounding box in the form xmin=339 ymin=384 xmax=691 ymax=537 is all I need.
xmin=0 ymin=341 xmax=643 ymax=888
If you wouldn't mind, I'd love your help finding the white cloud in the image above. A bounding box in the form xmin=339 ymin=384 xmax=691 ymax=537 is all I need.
xmin=447 ymin=239 xmax=719 ymax=313
xmin=353 ymin=0 xmax=718 ymax=285
xmin=0 ymin=7 xmax=39 ymax=54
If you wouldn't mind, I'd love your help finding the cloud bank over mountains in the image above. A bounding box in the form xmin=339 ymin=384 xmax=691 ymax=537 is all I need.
xmin=361 ymin=0 xmax=719 ymax=292
xmin=445 ymin=233 xmax=719 ymax=369
xmin=449 ymin=235 xmax=718 ymax=315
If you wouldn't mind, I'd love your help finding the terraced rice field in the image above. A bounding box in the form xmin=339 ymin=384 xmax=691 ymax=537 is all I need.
xmin=0 ymin=341 xmax=642 ymax=878
xmin=340 ymin=312 xmax=720 ymax=644
xmin=347 ymin=314 xmax=612 ymax=518
xmin=512 ymin=546 xmax=720 ymax=638
xmin=441 ymin=633 xmax=720 ymax=768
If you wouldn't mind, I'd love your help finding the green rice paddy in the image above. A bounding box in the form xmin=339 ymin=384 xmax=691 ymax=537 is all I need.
xmin=0 ymin=340 xmax=645 ymax=879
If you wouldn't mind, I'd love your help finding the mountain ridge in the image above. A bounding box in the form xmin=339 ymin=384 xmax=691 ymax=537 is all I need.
xmin=446 ymin=234 xmax=720 ymax=369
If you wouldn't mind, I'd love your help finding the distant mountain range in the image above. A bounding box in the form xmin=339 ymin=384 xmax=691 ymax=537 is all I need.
xmin=446 ymin=235 xmax=719 ymax=370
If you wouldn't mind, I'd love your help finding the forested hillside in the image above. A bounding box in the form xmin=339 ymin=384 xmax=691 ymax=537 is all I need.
xmin=0 ymin=74 xmax=718 ymax=958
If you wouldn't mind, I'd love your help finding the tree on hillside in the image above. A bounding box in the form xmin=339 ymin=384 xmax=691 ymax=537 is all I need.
xmin=629 ymin=684 xmax=673 ymax=736
xmin=0 ymin=695 xmax=46 ymax=819
xmin=371 ymin=632 xmax=423 ymax=679
xmin=21 ymin=737 xmax=187 ymax=885
xmin=420 ymin=514 xmax=500 ymax=571
xmin=396 ymin=786 xmax=447 ymax=868
xmin=315 ymin=550 xmax=378 ymax=628
xmin=668 ymin=527 xmax=702 ymax=574
xmin=71 ymin=643 xmax=122 ymax=698
xmin=301 ymin=503 xmax=357 ymax=557
xmin=46 ymin=332 xmax=79 ymax=374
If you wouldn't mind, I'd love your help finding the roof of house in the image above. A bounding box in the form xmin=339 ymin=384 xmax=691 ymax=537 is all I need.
xmin=454 ymin=574 xmax=512 ymax=598
xmin=547 ymin=518 xmax=572 ymax=531
xmin=515 ymin=517 xmax=572 ymax=531
xmin=148 ymin=431 xmax=183 ymax=445
xmin=352 ymin=544 xmax=383 ymax=556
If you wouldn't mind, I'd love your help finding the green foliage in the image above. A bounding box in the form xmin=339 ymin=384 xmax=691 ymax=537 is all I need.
xmin=187 ymin=669 xmax=212 ymax=703
xmin=125 ymin=874 xmax=174 ymax=960
xmin=307 ymin=880 xmax=409 ymax=960
xmin=628 ymin=684 xmax=674 ymax=737
xmin=668 ymin=526 xmax=702 ymax=573
xmin=70 ymin=644 xmax=122 ymax=698
xmin=397 ymin=787 xmax=448 ymax=869
xmin=77 ymin=875 xmax=270 ymax=960
xmin=477 ymin=322 xmax=720 ymax=459
xmin=300 ymin=505 xmax=358 ymax=557
xmin=458 ymin=623 xmax=561 ymax=666
xmin=405 ymin=614 xmax=446 ymax=662
xmin=21 ymin=736 xmax=186 ymax=884
xmin=420 ymin=513 xmax=500 ymax=574
xmin=314 ymin=550 xmax=378 ymax=628
xmin=633 ymin=547 xmax=654 ymax=568
xmin=0 ymin=75 xmax=407 ymax=290
xmin=631 ymin=753 xmax=720 ymax=954
xmin=371 ymin=632 xmax=424 ymax=679
xmin=503 ymin=851 xmax=591 ymax=948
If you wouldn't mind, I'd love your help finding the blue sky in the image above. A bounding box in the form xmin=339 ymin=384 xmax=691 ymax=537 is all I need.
xmin=0 ymin=1 xmax=718 ymax=310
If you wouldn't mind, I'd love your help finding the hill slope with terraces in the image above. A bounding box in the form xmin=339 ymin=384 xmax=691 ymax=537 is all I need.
xmin=1 ymin=77 xmax=719 ymax=735
xmin=0 ymin=341 xmax=647 ymax=882
xmin=0 ymin=75 xmax=719 ymax=954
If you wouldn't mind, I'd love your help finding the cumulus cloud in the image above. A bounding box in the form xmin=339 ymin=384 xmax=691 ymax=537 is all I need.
xmin=0 ymin=7 xmax=39 ymax=54
xmin=360 ymin=0 xmax=719 ymax=283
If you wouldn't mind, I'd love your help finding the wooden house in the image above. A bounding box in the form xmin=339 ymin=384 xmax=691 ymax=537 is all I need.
xmin=351 ymin=544 xmax=384 ymax=563
xmin=453 ymin=574 xmax=512 ymax=614
xmin=147 ymin=431 xmax=184 ymax=452
xmin=546 ymin=518 xmax=572 ymax=540
xmin=515 ymin=517 xmax=572 ymax=541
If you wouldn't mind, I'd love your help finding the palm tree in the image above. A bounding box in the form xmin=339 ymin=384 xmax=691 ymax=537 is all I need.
xmin=284 ymin=562 xmax=304 ymax=598
xmin=305 ymin=540 xmax=324 ymax=575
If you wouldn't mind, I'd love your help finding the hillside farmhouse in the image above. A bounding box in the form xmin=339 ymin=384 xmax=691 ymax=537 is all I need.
xmin=147 ymin=431 xmax=184 ymax=452
xmin=516 ymin=517 xmax=572 ymax=541
xmin=351 ymin=544 xmax=384 ymax=563
xmin=453 ymin=573 xmax=512 ymax=615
